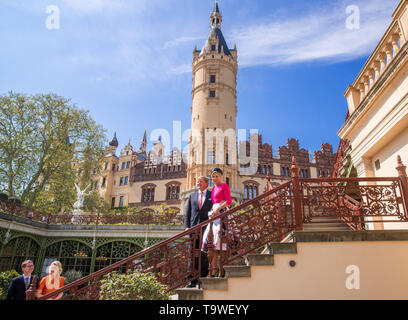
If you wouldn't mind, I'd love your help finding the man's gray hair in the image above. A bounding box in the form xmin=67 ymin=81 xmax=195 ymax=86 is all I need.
xmin=197 ymin=176 xmax=209 ymax=184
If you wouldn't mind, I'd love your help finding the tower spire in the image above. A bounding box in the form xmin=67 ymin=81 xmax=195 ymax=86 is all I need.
xmin=210 ymin=0 xmax=222 ymax=29
xmin=139 ymin=129 xmax=147 ymax=154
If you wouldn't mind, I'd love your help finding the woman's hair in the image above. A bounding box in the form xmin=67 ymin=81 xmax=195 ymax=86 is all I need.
xmin=50 ymin=261 xmax=63 ymax=274
xmin=211 ymin=167 xmax=223 ymax=175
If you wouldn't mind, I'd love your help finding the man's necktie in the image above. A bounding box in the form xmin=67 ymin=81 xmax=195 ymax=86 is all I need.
xmin=199 ymin=191 xmax=203 ymax=210
xmin=25 ymin=277 xmax=29 ymax=289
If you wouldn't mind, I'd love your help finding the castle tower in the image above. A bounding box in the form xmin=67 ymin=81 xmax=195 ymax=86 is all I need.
xmin=105 ymin=131 xmax=119 ymax=156
xmin=185 ymin=1 xmax=242 ymax=200
xmin=139 ymin=129 xmax=147 ymax=154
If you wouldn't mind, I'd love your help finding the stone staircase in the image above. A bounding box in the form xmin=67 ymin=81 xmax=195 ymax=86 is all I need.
xmin=175 ymin=230 xmax=408 ymax=300
xmin=175 ymin=242 xmax=297 ymax=300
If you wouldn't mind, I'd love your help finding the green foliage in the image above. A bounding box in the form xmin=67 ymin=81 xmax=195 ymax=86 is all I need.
xmin=0 ymin=270 xmax=20 ymax=300
xmin=0 ymin=91 xmax=107 ymax=214
xmin=99 ymin=270 xmax=170 ymax=300
xmin=83 ymin=191 xmax=109 ymax=213
xmin=64 ymin=269 xmax=83 ymax=284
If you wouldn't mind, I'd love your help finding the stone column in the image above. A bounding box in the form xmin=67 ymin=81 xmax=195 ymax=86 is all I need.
xmin=373 ymin=61 xmax=380 ymax=82
xmin=392 ymin=34 xmax=400 ymax=56
xmin=385 ymin=44 xmax=393 ymax=65
xmin=363 ymin=76 xmax=370 ymax=96
xmin=368 ymin=69 xmax=374 ymax=88
xmin=378 ymin=52 xmax=387 ymax=75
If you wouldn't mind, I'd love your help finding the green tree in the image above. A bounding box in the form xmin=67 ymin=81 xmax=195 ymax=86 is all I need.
xmin=99 ymin=270 xmax=170 ymax=300
xmin=0 ymin=92 xmax=107 ymax=213
xmin=0 ymin=270 xmax=20 ymax=300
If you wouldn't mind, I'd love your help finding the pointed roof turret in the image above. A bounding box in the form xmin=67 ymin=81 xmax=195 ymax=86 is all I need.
xmin=142 ymin=129 xmax=147 ymax=143
xmin=109 ymin=131 xmax=119 ymax=147
xmin=200 ymin=0 xmax=231 ymax=57
xmin=213 ymin=0 xmax=220 ymax=13
xmin=210 ymin=0 xmax=222 ymax=29
xmin=139 ymin=129 xmax=147 ymax=154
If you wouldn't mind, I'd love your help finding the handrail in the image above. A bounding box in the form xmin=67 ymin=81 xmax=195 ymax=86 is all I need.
xmin=32 ymin=155 xmax=408 ymax=300
xmin=38 ymin=180 xmax=294 ymax=300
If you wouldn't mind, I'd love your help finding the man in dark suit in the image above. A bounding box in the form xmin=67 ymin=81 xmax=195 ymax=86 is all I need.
xmin=184 ymin=176 xmax=212 ymax=287
xmin=6 ymin=260 xmax=38 ymax=300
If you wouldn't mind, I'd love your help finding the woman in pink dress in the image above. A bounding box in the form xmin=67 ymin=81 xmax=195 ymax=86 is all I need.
xmin=202 ymin=168 xmax=232 ymax=277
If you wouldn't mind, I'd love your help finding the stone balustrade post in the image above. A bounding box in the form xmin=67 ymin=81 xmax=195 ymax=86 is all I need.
xmin=385 ymin=44 xmax=393 ymax=65
xmin=378 ymin=52 xmax=387 ymax=75
xmin=392 ymin=34 xmax=400 ymax=56
xmin=358 ymin=83 xmax=365 ymax=101
xmin=373 ymin=61 xmax=380 ymax=82
xmin=368 ymin=69 xmax=374 ymax=88
xmin=363 ymin=76 xmax=370 ymax=95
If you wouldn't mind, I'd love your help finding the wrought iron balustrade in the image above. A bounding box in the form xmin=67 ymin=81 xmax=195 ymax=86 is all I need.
xmin=27 ymin=155 xmax=408 ymax=300
xmin=0 ymin=200 xmax=183 ymax=226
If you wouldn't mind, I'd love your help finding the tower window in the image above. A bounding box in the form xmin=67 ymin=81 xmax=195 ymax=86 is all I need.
xmin=211 ymin=45 xmax=216 ymax=51
xmin=210 ymin=75 xmax=216 ymax=83
xmin=208 ymin=151 xmax=215 ymax=165
xmin=209 ymin=91 xmax=216 ymax=98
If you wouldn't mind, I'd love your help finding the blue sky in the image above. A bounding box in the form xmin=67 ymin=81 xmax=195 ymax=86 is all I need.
xmin=0 ymin=0 xmax=399 ymax=157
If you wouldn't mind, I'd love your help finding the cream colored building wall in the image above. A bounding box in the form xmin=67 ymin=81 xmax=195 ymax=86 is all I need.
xmin=338 ymin=2 xmax=408 ymax=230
xmin=272 ymin=163 xmax=280 ymax=176
xmin=342 ymin=61 xmax=408 ymax=170
xmin=309 ymin=166 xmax=318 ymax=178
xmin=204 ymin=241 xmax=408 ymax=300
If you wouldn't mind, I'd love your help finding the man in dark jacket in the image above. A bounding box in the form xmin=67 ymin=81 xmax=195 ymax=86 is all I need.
xmin=184 ymin=176 xmax=212 ymax=287
xmin=6 ymin=260 xmax=38 ymax=300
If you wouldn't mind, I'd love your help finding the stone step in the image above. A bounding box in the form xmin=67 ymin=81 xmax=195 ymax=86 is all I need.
xmin=174 ymin=288 xmax=203 ymax=300
xmin=304 ymin=225 xmax=350 ymax=231
xmin=246 ymin=254 xmax=274 ymax=266
xmin=268 ymin=242 xmax=297 ymax=254
xmin=200 ymin=278 xmax=228 ymax=291
xmin=224 ymin=265 xmax=251 ymax=278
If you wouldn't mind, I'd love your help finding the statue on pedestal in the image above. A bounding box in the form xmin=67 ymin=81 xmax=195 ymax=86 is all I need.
xmin=72 ymin=183 xmax=90 ymax=223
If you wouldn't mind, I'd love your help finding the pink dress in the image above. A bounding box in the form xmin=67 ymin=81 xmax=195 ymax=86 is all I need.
xmin=211 ymin=183 xmax=232 ymax=206
xmin=202 ymin=183 xmax=232 ymax=251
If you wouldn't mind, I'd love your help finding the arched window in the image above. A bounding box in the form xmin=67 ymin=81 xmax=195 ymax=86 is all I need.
xmin=0 ymin=237 xmax=39 ymax=273
xmin=94 ymin=241 xmax=141 ymax=272
xmin=43 ymin=240 xmax=91 ymax=277
xmin=142 ymin=184 xmax=156 ymax=203
xmin=166 ymin=182 xmax=181 ymax=200
xmin=243 ymin=181 xmax=260 ymax=200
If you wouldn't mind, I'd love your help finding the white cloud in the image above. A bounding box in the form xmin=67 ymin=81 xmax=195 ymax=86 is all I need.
xmin=229 ymin=0 xmax=398 ymax=67
xmin=61 ymin=0 xmax=138 ymax=12
xmin=57 ymin=0 xmax=401 ymax=83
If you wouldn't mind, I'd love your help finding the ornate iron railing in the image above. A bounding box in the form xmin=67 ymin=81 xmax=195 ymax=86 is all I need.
xmin=28 ymin=155 xmax=408 ymax=300
xmin=0 ymin=200 xmax=183 ymax=225
xmin=34 ymin=180 xmax=296 ymax=300
xmin=301 ymin=178 xmax=407 ymax=229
